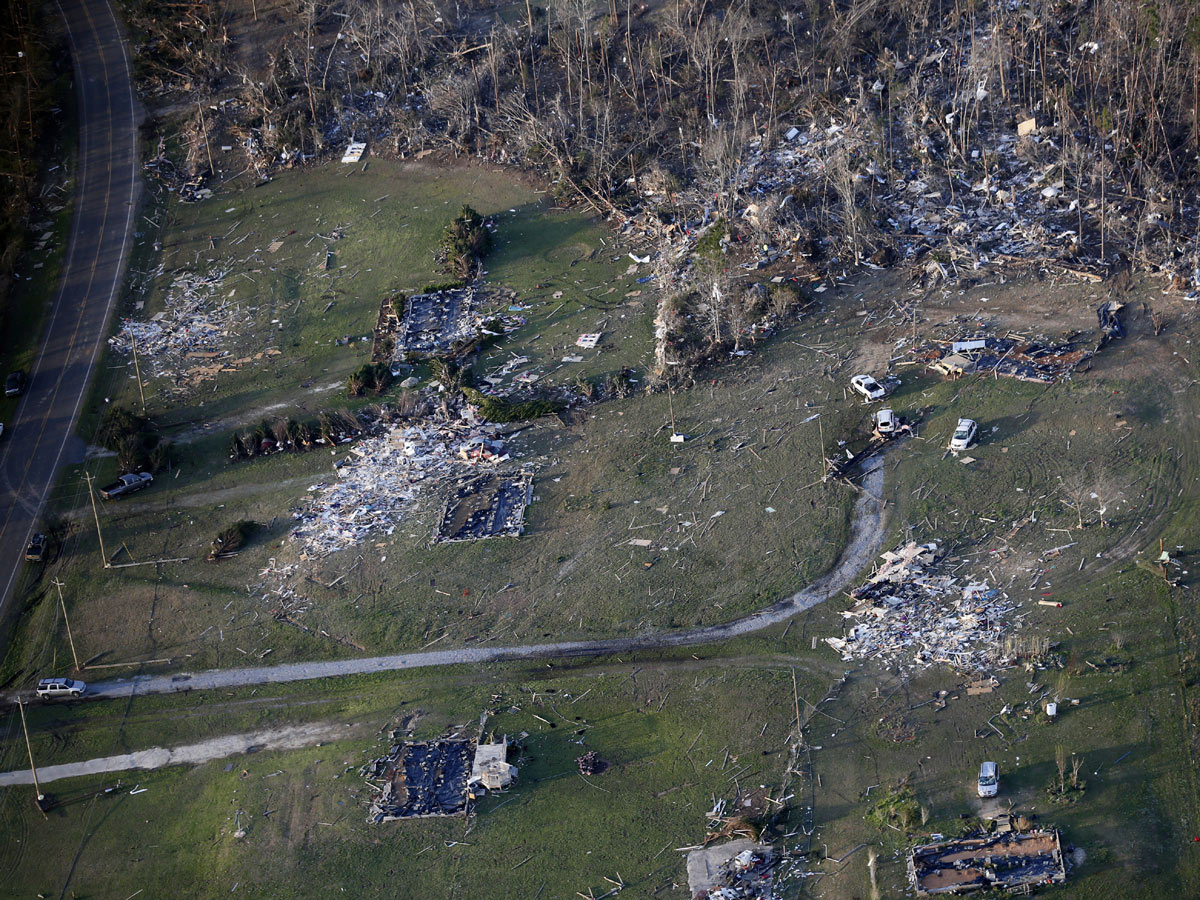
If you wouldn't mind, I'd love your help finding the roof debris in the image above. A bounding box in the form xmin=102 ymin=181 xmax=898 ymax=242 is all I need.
xmin=825 ymin=541 xmax=1021 ymax=673
xmin=908 ymin=830 xmax=1067 ymax=895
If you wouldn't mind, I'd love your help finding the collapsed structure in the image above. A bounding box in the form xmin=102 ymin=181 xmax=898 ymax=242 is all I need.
xmin=433 ymin=473 xmax=534 ymax=543
xmin=825 ymin=541 xmax=1021 ymax=673
xmin=373 ymin=285 xmax=529 ymax=364
xmin=364 ymin=739 xmax=473 ymax=822
xmin=468 ymin=738 xmax=517 ymax=791
xmin=908 ymin=831 xmax=1067 ymax=895
xmin=288 ymin=419 xmax=531 ymax=557
xmin=686 ymin=840 xmax=777 ymax=900
xmin=107 ymin=266 xmax=269 ymax=390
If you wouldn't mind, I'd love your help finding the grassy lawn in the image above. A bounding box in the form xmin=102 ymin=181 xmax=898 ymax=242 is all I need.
xmin=0 ymin=660 xmax=818 ymax=899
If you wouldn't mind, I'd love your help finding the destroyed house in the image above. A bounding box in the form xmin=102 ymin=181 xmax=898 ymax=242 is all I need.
xmin=469 ymin=738 xmax=517 ymax=791
xmin=915 ymin=333 xmax=1095 ymax=384
xmin=364 ymin=739 xmax=473 ymax=822
xmin=392 ymin=287 xmax=478 ymax=355
xmin=908 ymin=831 xmax=1067 ymax=895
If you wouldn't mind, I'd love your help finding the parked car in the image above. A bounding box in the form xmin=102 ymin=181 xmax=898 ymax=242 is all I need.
xmin=5 ymin=370 xmax=26 ymax=397
xmin=99 ymin=471 xmax=154 ymax=500
xmin=850 ymin=374 xmax=887 ymax=401
xmin=977 ymin=761 xmax=999 ymax=798
xmin=36 ymin=677 xmax=86 ymax=699
xmin=874 ymin=408 xmax=898 ymax=435
xmin=24 ymin=532 xmax=47 ymax=562
xmin=949 ymin=418 xmax=978 ymax=451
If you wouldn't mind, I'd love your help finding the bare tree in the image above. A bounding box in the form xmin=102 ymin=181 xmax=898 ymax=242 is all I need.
xmin=1057 ymin=467 xmax=1091 ymax=529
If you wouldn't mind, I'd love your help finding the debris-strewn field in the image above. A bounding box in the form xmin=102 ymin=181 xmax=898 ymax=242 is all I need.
xmin=6 ymin=139 xmax=1200 ymax=900
xmin=0 ymin=662 xmax=820 ymax=900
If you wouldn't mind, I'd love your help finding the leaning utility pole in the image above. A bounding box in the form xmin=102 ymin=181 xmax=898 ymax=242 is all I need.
xmin=127 ymin=321 xmax=147 ymax=415
xmin=17 ymin=699 xmax=47 ymax=817
xmin=84 ymin=472 xmax=109 ymax=566
xmin=52 ymin=579 xmax=81 ymax=672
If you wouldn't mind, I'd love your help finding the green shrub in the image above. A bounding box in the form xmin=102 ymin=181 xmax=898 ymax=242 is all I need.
xmin=461 ymin=386 xmax=564 ymax=422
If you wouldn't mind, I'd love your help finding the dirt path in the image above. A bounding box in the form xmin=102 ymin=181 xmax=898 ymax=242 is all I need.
xmin=0 ymin=722 xmax=343 ymax=786
xmin=74 ymin=458 xmax=886 ymax=700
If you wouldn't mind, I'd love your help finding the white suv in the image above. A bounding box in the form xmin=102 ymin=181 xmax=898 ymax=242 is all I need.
xmin=949 ymin=418 xmax=978 ymax=451
xmin=36 ymin=677 xmax=86 ymax=699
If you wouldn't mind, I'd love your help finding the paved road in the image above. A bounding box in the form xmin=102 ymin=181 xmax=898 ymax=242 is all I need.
xmin=0 ymin=0 xmax=139 ymax=611
xmin=82 ymin=464 xmax=886 ymax=699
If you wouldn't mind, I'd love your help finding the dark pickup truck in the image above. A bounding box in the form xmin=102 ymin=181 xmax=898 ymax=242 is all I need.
xmin=99 ymin=472 xmax=154 ymax=500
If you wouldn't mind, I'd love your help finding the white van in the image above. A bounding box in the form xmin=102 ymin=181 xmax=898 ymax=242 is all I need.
xmin=977 ymin=761 xmax=998 ymax=798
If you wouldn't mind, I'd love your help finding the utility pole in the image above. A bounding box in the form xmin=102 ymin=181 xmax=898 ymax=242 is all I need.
xmin=817 ymin=414 xmax=828 ymax=480
xmin=17 ymin=699 xmax=47 ymax=817
xmin=52 ymin=579 xmax=81 ymax=672
xmin=127 ymin=321 xmax=147 ymax=415
xmin=196 ymin=101 xmax=215 ymax=175
xmin=84 ymin=472 xmax=109 ymax=566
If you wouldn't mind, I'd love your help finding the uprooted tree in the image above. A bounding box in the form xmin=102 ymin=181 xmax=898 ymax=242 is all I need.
xmin=440 ymin=205 xmax=489 ymax=280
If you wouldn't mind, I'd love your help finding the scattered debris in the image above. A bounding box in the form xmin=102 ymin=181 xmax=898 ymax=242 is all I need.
xmin=908 ymin=830 xmax=1067 ymax=895
xmin=576 ymin=332 xmax=602 ymax=349
xmin=341 ymin=141 xmax=367 ymax=163
xmin=825 ymin=541 xmax=1021 ymax=673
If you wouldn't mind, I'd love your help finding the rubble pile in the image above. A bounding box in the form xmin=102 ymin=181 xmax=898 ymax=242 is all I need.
xmin=911 ymin=322 xmax=1098 ymax=384
xmin=825 ymin=541 xmax=1021 ymax=673
xmin=288 ymin=419 xmax=520 ymax=557
xmin=107 ymin=266 xmax=260 ymax=387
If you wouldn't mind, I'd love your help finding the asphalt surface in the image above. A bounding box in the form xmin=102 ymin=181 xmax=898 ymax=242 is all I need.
xmin=0 ymin=0 xmax=139 ymax=611
xmin=82 ymin=463 xmax=886 ymax=700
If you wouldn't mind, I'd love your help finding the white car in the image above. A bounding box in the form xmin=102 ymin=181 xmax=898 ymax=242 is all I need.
xmin=874 ymin=408 xmax=897 ymax=435
xmin=850 ymin=374 xmax=887 ymax=401
xmin=950 ymin=418 xmax=978 ymax=451
xmin=977 ymin=761 xmax=999 ymax=798
xmin=36 ymin=677 xmax=86 ymax=699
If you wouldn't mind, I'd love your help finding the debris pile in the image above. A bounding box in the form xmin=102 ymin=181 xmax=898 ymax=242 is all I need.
xmin=908 ymin=830 xmax=1067 ymax=895
xmin=107 ymin=266 xmax=264 ymax=388
xmin=288 ymin=420 xmax=524 ymax=557
xmin=825 ymin=541 xmax=1021 ymax=673
xmin=576 ymin=751 xmax=607 ymax=776
xmin=685 ymin=841 xmax=777 ymax=900
xmin=363 ymin=739 xmax=472 ymax=822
